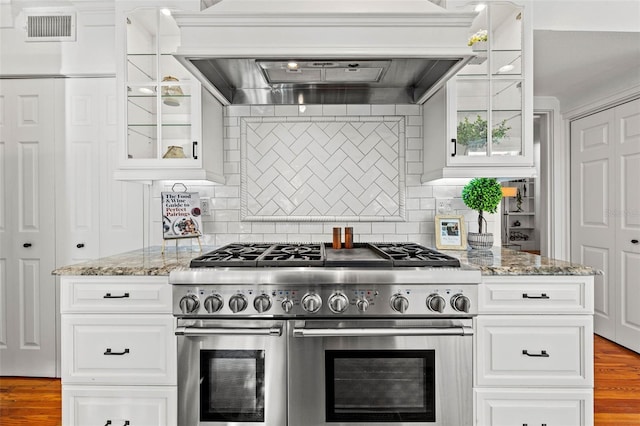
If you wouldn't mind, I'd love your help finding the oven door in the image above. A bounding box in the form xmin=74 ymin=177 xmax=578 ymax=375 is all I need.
xmin=288 ymin=319 xmax=473 ymax=426
xmin=176 ymin=319 xmax=286 ymax=426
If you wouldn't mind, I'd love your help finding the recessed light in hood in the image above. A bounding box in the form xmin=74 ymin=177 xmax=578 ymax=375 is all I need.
xmin=172 ymin=0 xmax=478 ymax=105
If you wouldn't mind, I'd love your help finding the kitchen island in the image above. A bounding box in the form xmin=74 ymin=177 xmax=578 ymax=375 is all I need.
xmin=53 ymin=246 xmax=596 ymax=426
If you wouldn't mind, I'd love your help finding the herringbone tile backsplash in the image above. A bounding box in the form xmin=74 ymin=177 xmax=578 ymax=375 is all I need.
xmin=241 ymin=117 xmax=405 ymax=221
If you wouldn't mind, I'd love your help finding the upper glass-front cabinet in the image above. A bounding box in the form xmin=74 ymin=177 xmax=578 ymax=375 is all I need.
xmin=115 ymin=2 xmax=225 ymax=183
xmin=453 ymin=1 xmax=524 ymax=161
xmin=422 ymin=0 xmax=533 ymax=181
xmin=125 ymin=7 xmax=198 ymax=164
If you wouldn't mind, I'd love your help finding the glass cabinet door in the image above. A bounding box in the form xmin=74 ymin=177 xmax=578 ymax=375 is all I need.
xmin=125 ymin=7 xmax=198 ymax=165
xmin=451 ymin=1 xmax=525 ymax=162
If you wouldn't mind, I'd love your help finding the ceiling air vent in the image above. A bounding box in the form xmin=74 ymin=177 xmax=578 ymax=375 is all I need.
xmin=26 ymin=13 xmax=76 ymax=42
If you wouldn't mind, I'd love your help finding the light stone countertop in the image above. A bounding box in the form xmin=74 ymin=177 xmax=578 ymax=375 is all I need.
xmin=52 ymin=245 xmax=600 ymax=277
xmin=442 ymin=247 xmax=600 ymax=276
xmin=52 ymin=245 xmax=212 ymax=276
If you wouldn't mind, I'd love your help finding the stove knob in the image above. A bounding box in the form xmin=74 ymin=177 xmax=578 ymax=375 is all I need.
xmin=204 ymin=294 xmax=224 ymax=313
xmin=390 ymin=294 xmax=409 ymax=313
xmin=301 ymin=293 xmax=322 ymax=314
xmin=281 ymin=298 xmax=294 ymax=313
xmin=451 ymin=294 xmax=471 ymax=313
xmin=356 ymin=298 xmax=370 ymax=312
xmin=229 ymin=294 xmax=248 ymax=313
xmin=253 ymin=294 xmax=272 ymax=313
xmin=179 ymin=294 xmax=200 ymax=314
xmin=328 ymin=293 xmax=349 ymax=314
xmin=426 ymin=294 xmax=446 ymax=313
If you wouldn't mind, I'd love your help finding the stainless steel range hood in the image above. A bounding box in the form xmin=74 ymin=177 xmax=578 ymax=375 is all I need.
xmin=173 ymin=0 xmax=478 ymax=105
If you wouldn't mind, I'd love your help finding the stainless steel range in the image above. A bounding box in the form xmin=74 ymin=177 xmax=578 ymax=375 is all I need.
xmin=170 ymin=242 xmax=480 ymax=426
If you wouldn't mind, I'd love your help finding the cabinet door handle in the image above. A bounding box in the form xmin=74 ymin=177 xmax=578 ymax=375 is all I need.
xmin=105 ymin=421 xmax=130 ymax=426
xmin=192 ymin=141 xmax=198 ymax=159
xmin=76 ymin=243 xmax=85 ymax=248
xmin=23 ymin=243 xmax=32 ymax=248
xmin=104 ymin=348 xmax=130 ymax=356
xmin=522 ymin=293 xmax=549 ymax=299
xmin=103 ymin=292 xmax=130 ymax=299
xmin=632 ymin=239 xmax=639 ymax=244
xmin=451 ymin=138 xmax=457 ymax=157
xmin=522 ymin=349 xmax=549 ymax=357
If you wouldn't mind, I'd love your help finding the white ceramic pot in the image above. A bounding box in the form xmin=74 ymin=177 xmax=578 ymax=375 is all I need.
xmin=468 ymin=232 xmax=493 ymax=250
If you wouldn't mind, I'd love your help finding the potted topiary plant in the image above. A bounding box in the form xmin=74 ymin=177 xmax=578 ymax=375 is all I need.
xmin=461 ymin=177 xmax=503 ymax=249
xmin=456 ymin=115 xmax=511 ymax=155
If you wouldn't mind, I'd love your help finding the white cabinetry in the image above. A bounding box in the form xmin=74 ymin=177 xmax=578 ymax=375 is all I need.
xmin=114 ymin=1 xmax=224 ymax=183
xmin=422 ymin=0 xmax=536 ymax=182
xmin=474 ymin=275 xmax=594 ymax=426
xmin=61 ymin=276 xmax=176 ymax=426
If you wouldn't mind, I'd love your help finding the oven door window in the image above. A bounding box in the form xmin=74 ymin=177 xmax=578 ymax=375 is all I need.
xmin=325 ymin=350 xmax=435 ymax=422
xmin=200 ymin=350 xmax=265 ymax=422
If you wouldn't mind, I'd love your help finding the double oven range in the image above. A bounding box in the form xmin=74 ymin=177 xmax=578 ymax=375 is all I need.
xmin=170 ymin=242 xmax=481 ymax=426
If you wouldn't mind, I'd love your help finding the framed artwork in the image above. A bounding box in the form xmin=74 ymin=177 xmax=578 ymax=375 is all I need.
xmin=435 ymin=215 xmax=467 ymax=250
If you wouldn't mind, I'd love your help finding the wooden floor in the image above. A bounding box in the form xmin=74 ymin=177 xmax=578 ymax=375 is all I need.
xmin=0 ymin=335 xmax=638 ymax=425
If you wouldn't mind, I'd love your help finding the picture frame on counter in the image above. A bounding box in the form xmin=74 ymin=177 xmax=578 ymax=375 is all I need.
xmin=435 ymin=215 xmax=467 ymax=250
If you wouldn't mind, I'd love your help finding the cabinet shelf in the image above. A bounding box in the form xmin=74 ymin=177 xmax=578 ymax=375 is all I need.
xmin=507 ymin=212 xmax=534 ymax=215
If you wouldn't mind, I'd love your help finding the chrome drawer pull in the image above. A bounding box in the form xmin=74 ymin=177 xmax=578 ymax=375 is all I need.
xmin=522 ymin=349 xmax=549 ymax=357
xmin=176 ymin=326 xmax=283 ymax=337
xmin=293 ymin=326 xmax=474 ymax=337
xmin=104 ymin=348 xmax=130 ymax=356
xmin=522 ymin=424 xmax=547 ymax=426
xmin=522 ymin=293 xmax=549 ymax=299
xmin=105 ymin=421 xmax=130 ymax=426
xmin=103 ymin=292 xmax=130 ymax=299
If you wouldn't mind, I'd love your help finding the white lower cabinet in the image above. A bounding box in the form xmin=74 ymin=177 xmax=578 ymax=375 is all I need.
xmin=63 ymin=386 xmax=177 ymax=426
xmin=475 ymin=315 xmax=593 ymax=387
xmin=61 ymin=276 xmax=176 ymax=426
xmin=474 ymin=276 xmax=595 ymax=426
xmin=475 ymin=389 xmax=593 ymax=426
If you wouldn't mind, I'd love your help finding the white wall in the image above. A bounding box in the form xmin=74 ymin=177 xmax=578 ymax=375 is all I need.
xmin=0 ymin=1 xmax=116 ymax=76
xmin=532 ymin=0 xmax=640 ymax=32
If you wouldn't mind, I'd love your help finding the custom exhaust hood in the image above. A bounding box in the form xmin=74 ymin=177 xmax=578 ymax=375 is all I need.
xmin=173 ymin=0 xmax=478 ymax=105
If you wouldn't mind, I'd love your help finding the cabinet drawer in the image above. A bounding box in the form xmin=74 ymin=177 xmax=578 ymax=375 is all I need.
xmin=475 ymin=389 xmax=593 ymax=426
xmin=61 ymin=276 xmax=171 ymax=313
xmin=475 ymin=316 xmax=593 ymax=387
xmin=479 ymin=276 xmax=594 ymax=314
xmin=62 ymin=315 xmax=176 ymax=385
xmin=63 ymin=385 xmax=176 ymax=426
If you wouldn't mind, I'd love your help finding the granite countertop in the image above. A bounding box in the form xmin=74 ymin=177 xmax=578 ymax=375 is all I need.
xmin=443 ymin=247 xmax=601 ymax=276
xmin=52 ymin=245 xmax=212 ymax=276
xmin=52 ymin=245 xmax=600 ymax=277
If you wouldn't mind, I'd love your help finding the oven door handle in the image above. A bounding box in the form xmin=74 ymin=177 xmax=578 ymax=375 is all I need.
xmin=176 ymin=326 xmax=283 ymax=337
xmin=292 ymin=326 xmax=473 ymax=337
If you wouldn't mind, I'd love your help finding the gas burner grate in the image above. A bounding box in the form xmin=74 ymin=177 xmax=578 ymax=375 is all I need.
xmin=190 ymin=243 xmax=273 ymax=267
xmin=370 ymin=243 xmax=461 ymax=267
xmin=259 ymin=243 xmax=325 ymax=266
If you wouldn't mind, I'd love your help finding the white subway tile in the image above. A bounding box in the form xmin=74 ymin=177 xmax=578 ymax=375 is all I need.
xmin=228 ymin=222 xmax=253 ymax=233
xmin=384 ymin=234 xmax=408 ymax=242
xmin=371 ymin=105 xmax=395 ymax=115
xmin=224 ymin=117 xmax=239 ymax=126
xmin=252 ymin=223 xmax=276 ymax=233
xmin=298 ymin=105 xmax=323 ymax=116
xmin=396 ymin=105 xmax=421 ymax=116
xmin=407 ymin=137 xmax=422 ymax=150
xmin=346 ymin=105 xmax=371 ymax=116
xmin=250 ymin=105 xmax=275 ymax=116
xmin=322 ymin=105 xmax=347 ymax=115
xmin=406 ymin=125 xmax=421 ymax=138
xmin=274 ymin=105 xmax=300 ymax=116
xmin=408 ymin=115 xmax=423 ymax=126
xmin=371 ymin=222 xmax=396 ymax=234
xmin=276 ymin=223 xmax=300 ymax=234
xmin=226 ymin=106 xmax=250 ymax=116
xmin=215 ymin=210 xmax=240 ymax=221
xmin=396 ymin=222 xmax=420 ymax=234
xmin=226 ymin=126 xmax=240 ymax=138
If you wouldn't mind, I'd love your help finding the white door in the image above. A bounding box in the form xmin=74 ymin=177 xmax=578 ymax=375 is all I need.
xmin=571 ymin=98 xmax=640 ymax=353
xmin=57 ymin=78 xmax=143 ymax=267
xmin=0 ymin=79 xmax=58 ymax=376
xmin=570 ymin=107 xmax=616 ymax=339
xmin=613 ymin=99 xmax=640 ymax=353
